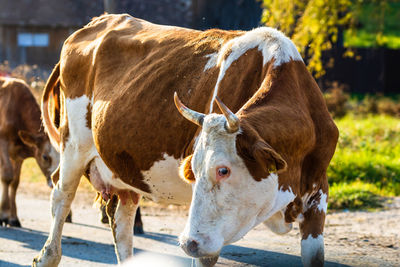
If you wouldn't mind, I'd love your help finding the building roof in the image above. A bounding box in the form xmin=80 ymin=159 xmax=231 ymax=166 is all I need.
xmin=0 ymin=0 xmax=191 ymax=27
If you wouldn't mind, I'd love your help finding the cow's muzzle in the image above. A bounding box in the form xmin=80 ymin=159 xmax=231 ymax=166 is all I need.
xmin=180 ymin=237 xmax=221 ymax=258
xmin=181 ymin=239 xmax=200 ymax=257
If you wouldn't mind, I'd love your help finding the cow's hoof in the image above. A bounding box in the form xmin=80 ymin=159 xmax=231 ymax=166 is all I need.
xmin=134 ymin=225 xmax=144 ymax=235
xmin=65 ymin=212 xmax=72 ymax=223
xmin=32 ymin=248 xmax=60 ymax=267
xmin=32 ymin=257 xmax=39 ymax=267
xmin=0 ymin=218 xmax=9 ymax=227
xmin=100 ymin=214 xmax=109 ymax=224
xmin=9 ymin=218 xmax=21 ymax=227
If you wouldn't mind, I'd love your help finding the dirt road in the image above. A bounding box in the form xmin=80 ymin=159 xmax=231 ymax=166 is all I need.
xmin=0 ymin=182 xmax=399 ymax=267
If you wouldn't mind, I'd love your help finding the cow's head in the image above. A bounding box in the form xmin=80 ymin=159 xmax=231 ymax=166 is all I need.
xmin=175 ymin=93 xmax=287 ymax=258
xmin=18 ymin=130 xmax=59 ymax=187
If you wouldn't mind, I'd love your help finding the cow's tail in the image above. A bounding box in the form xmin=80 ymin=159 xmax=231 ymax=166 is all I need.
xmin=41 ymin=62 xmax=61 ymax=151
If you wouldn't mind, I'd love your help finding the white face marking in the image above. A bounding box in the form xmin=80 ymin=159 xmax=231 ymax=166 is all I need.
xmin=208 ymin=27 xmax=302 ymax=112
xmin=180 ymin=114 xmax=290 ymax=256
xmin=301 ymin=234 xmax=324 ymax=267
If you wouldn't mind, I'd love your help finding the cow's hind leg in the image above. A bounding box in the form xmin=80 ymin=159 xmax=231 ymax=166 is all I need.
xmin=9 ymin=159 xmax=22 ymax=227
xmin=299 ymin=188 xmax=327 ymax=267
xmin=33 ymin=144 xmax=87 ymax=267
xmin=107 ymin=191 xmax=140 ymax=263
xmin=102 ymin=203 xmax=144 ymax=235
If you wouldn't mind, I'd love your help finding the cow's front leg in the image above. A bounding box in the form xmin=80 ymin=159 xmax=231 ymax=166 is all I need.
xmin=299 ymin=189 xmax=327 ymax=267
xmin=108 ymin=190 xmax=140 ymax=263
xmin=0 ymin=141 xmax=13 ymax=226
xmin=0 ymin=178 xmax=10 ymax=226
xmin=33 ymin=149 xmax=84 ymax=267
xmin=9 ymin=159 xmax=22 ymax=227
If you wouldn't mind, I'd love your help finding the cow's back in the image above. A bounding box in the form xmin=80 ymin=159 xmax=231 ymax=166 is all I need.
xmin=59 ymin=14 xmax=245 ymax=188
xmin=0 ymin=78 xmax=41 ymax=140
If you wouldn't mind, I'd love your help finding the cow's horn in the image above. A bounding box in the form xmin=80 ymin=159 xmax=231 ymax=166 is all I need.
xmin=215 ymin=96 xmax=239 ymax=133
xmin=174 ymin=92 xmax=205 ymax=127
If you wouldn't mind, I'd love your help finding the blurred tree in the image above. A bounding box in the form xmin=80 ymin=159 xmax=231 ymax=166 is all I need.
xmin=261 ymin=0 xmax=391 ymax=77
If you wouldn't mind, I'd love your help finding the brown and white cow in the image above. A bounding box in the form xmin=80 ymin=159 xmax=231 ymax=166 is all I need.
xmin=0 ymin=77 xmax=59 ymax=227
xmin=34 ymin=14 xmax=338 ymax=267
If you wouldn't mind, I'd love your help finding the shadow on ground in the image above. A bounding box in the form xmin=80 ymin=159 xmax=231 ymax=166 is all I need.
xmin=1 ymin=227 xmax=350 ymax=267
xmin=0 ymin=260 xmax=25 ymax=267
xmin=139 ymin=231 xmax=350 ymax=267
xmin=0 ymin=227 xmax=116 ymax=265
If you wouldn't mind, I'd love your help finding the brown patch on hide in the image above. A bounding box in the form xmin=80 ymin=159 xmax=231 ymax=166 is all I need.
xmin=86 ymin=102 xmax=92 ymax=129
xmin=300 ymin=206 xmax=326 ymax=239
xmin=284 ymin=196 xmax=303 ymax=223
xmin=51 ymin=165 xmax=60 ymax=185
xmin=113 ymin=151 xmax=151 ymax=193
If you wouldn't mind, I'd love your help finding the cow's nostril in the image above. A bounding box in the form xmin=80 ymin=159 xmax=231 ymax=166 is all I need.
xmin=187 ymin=239 xmax=199 ymax=254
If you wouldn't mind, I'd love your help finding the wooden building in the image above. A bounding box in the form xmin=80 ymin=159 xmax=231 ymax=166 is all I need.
xmin=0 ymin=0 xmax=262 ymax=71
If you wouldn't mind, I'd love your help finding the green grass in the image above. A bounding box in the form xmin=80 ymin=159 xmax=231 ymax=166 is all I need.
xmin=21 ymin=158 xmax=94 ymax=191
xmin=328 ymin=114 xmax=400 ymax=209
xmin=21 ymin=158 xmax=45 ymax=183
xmin=344 ymin=29 xmax=400 ymax=49
xmin=344 ymin=2 xmax=400 ymax=48
xmin=329 ymin=181 xmax=386 ymax=210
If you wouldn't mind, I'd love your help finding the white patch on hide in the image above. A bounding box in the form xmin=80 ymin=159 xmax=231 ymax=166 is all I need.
xmin=204 ymin=53 xmax=218 ymax=71
xmin=88 ymin=153 xmax=192 ymax=205
xmin=141 ymin=154 xmax=192 ymax=204
xmin=263 ymin=210 xmax=292 ymax=235
xmin=209 ymin=27 xmax=302 ymax=112
xmin=296 ymin=213 xmax=304 ymax=223
xmin=66 ymin=96 xmax=94 ymax=149
xmin=317 ymin=190 xmax=328 ymax=214
xmin=302 ymin=189 xmax=327 ymax=214
xmin=255 ymin=182 xmax=296 ymax=225
xmin=301 ymin=234 xmax=324 ymax=267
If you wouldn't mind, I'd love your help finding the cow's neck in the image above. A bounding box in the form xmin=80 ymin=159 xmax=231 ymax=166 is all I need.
xmin=22 ymin=99 xmax=43 ymax=135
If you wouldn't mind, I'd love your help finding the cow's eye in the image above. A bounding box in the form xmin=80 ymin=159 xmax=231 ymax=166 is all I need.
xmin=42 ymin=155 xmax=50 ymax=161
xmin=216 ymin=166 xmax=230 ymax=181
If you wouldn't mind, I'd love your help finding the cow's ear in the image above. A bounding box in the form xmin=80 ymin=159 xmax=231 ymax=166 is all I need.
xmin=18 ymin=130 xmax=40 ymax=148
xmin=179 ymin=154 xmax=195 ymax=183
xmin=237 ymin=137 xmax=287 ymax=181
xmin=253 ymin=140 xmax=287 ymax=176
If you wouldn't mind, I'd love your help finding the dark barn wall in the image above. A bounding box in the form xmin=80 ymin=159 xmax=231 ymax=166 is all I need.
xmin=0 ymin=25 xmax=75 ymax=69
xmin=320 ymin=48 xmax=400 ymax=94
xmin=117 ymin=0 xmax=192 ymax=27
xmin=192 ymin=0 xmax=262 ymax=30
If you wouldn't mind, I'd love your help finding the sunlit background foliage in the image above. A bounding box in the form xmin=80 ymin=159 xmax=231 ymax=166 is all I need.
xmin=262 ymin=0 xmax=398 ymax=76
